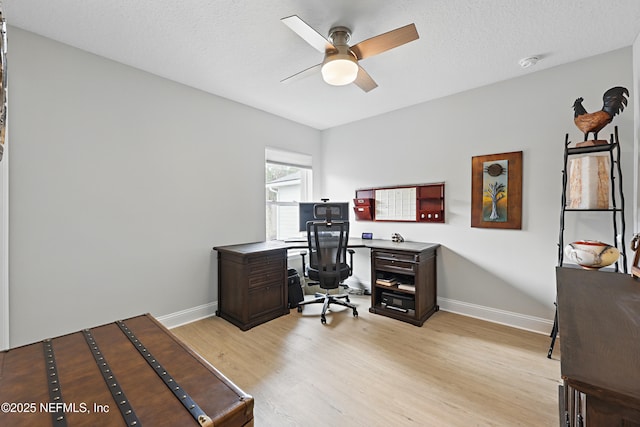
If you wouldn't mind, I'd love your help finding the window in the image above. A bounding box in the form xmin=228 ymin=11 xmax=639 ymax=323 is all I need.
xmin=265 ymin=149 xmax=312 ymax=241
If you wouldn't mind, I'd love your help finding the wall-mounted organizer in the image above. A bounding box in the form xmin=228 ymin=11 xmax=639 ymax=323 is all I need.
xmin=354 ymin=183 xmax=445 ymax=223
xmin=353 ymin=196 xmax=374 ymax=221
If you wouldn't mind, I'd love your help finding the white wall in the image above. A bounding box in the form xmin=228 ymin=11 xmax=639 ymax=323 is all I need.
xmin=8 ymin=27 xmax=322 ymax=346
xmin=633 ymin=33 xmax=640 ymax=232
xmin=0 ymin=119 xmax=7 ymax=350
xmin=322 ymin=48 xmax=634 ymax=329
xmin=8 ymin=26 xmax=636 ymax=344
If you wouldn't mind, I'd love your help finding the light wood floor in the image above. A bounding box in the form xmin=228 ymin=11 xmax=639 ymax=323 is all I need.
xmin=172 ymin=295 xmax=561 ymax=426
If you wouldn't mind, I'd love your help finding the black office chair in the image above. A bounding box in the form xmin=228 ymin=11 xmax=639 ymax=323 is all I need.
xmin=297 ymin=204 xmax=358 ymax=324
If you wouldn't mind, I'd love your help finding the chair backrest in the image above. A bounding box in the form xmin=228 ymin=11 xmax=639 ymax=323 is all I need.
xmin=313 ymin=203 xmax=343 ymax=225
xmin=306 ymin=219 xmax=350 ymax=289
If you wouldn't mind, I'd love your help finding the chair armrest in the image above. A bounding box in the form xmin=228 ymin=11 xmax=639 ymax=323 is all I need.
xmin=347 ymin=249 xmax=355 ymax=276
xmin=299 ymin=250 xmax=308 ymax=277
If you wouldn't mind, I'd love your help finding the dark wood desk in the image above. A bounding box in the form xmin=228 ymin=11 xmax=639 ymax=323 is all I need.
xmin=214 ymin=240 xmax=440 ymax=329
xmin=282 ymin=237 xmax=438 ymax=252
xmin=557 ymin=267 xmax=640 ymax=425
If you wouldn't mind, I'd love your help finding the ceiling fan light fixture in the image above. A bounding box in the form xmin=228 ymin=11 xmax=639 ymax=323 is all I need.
xmin=321 ymin=54 xmax=358 ymax=86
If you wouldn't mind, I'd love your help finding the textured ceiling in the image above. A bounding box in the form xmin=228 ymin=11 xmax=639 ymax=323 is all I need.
xmin=5 ymin=0 xmax=640 ymax=130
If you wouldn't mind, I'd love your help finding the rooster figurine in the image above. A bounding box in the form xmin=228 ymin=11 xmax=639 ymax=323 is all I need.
xmin=573 ymin=86 xmax=628 ymax=141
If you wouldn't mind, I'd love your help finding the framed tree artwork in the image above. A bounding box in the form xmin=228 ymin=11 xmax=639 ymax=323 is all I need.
xmin=471 ymin=151 xmax=522 ymax=229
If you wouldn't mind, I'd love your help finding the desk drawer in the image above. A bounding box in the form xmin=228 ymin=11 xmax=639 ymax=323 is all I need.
xmin=248 ymin=255 xmax=284 ymax=288
xmin=248 ymin=254 xmax=283 ymax=272
xmin=373 ymin=250 xmax=418 ymax=275
xmin=248 ymin=258 xmax=284 ymax=288
xmin=373 ymin=251 xmax=418 ymax=263
xmin=248 ymin=270 xmax=284 ymax=288
xmin=248 ymin=284 xmax=284 ymax=318
xmin=375 ymin=258 xmax=416 ymax=275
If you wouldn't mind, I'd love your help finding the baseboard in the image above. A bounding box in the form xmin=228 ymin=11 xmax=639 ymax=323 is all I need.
xmin=438 ymin=297 xmax=554 ymax=335
xmin=156 ymin=302 xmax=218 ymax=329
xmin=156 ymin=297 xmax=554 ymax=335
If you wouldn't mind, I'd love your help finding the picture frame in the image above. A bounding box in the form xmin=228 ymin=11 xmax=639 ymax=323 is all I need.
xmin=471 ymin=151 xmax=522 ymax=229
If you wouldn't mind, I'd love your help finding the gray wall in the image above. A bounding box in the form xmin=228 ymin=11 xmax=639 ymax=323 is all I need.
xmin=7 ymin=26 xmax=636 ymax=345
xmin=321 ymin=48 xmax=634 ymax=325
xmin=8 ymin=27 xmax=321 ymax=346
xmin=633 ymin=33 xmax=640 ymax=232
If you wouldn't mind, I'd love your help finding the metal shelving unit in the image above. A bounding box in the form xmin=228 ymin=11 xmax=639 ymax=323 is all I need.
xmin=548 ymin=126 xmax=627 ymax=358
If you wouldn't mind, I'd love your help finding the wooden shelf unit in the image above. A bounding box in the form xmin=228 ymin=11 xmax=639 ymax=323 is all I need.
xmin=417 ymin=183 xmax=445 ymax=222
xmin=369 ymin=245 xmax=438 ymax=326
xmin=354 ymin=183 xmax=444 ymax=223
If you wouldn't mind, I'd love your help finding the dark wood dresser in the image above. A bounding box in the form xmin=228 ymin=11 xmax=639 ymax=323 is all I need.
xmin=556 ymin=267 xmax=640 ymax=426
xmin=214 ymin=241 xmax=289 ymax=330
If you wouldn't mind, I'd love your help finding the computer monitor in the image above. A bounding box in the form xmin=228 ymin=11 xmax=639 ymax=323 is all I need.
xmin=298 ymin=202 xmax=349 ymax=231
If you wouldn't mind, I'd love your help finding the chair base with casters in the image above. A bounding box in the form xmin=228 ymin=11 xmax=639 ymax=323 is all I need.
xmin=297 ymin=290 xmax=358 ymax=324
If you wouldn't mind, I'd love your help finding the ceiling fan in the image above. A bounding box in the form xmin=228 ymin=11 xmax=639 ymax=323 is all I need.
xmin=280 ymin=15 xmax=419 ymax=92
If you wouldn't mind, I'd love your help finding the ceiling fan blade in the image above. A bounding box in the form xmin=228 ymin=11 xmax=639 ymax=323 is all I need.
xmin=350 ymin=23 xmax=419 ymax=60
xmin=281 ymin=63 xmax=322 ymax=84
xmin=281 ymin=15 xmax=336 ymax=53
xmin=353 ymin=65 xmax=378 ymax=92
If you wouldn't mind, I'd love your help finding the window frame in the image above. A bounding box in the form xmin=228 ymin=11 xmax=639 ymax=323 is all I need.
xmin=265 ymin=148 xmax=313 ymax=241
